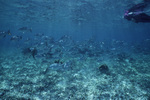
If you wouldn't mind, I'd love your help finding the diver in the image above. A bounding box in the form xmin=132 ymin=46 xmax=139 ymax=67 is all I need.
xmin=124 ymin=1 xmax=150 ymax=23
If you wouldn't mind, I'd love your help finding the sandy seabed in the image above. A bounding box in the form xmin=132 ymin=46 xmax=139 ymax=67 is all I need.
xmin=0 ymin=40 xmax=150 ymax=100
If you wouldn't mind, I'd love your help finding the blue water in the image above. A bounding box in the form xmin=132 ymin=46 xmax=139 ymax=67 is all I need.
xmin=0 ymin=0 xmax=150 ymax=99
xmin=0 ymin=0 xmax=150 ymax=42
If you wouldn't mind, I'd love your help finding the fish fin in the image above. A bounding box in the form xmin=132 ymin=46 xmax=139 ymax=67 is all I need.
xmin=3 ymin=35 xmax=6 ymax=38
xmin=32 ymin=54 xmax=36 ymax=60
xmin=8 ymin=30 xmax=11 ymax=35
xmin=29 ymin=28 xmax=32 ymax=32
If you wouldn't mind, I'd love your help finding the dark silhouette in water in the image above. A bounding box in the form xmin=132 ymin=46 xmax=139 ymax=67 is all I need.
xmin=99 ymin=64 xmax=110 ymax=75
xmin=10 ymin=36 xmax=22 ymax=41
xmin=124 ymin=1 xmax=150 ymax=23
xmin=144 ymin=0 xmax=150 ymax=2
xmin=18 ymin=27 xmax=32 ymax=33
xmin=32 ymin=48 xmax=37 ymax=59
xmin=22 ymin=47 xmax=37 ymax=59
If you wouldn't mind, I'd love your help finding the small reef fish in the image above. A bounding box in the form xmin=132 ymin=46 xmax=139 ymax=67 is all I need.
xmin=30 ymin=47 xmax=38 ymax=59
xmin=18 ymin=27 xmax=32 ymax=33
xmin=10 ymin=36 xmax=22 ymax=41
xmin=22 ymin=47 xmax=38 ymax=59
xmin=0 ymin=30 xmax=11 ymax=39
xmin=35 ymin=33 xmax=44 ymax=37
xmin=47 ymin=60 xmax=73 ymax=71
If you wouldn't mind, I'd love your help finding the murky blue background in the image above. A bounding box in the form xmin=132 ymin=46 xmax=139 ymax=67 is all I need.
xmin=0 ymin=0 xmax=150 ymax=46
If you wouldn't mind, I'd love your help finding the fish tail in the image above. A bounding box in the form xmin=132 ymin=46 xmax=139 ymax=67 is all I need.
xmin=29 ymin=28 xmax=32 ymax=32
xmin=7 ymin=30 xmax=11 ymax=35
xmin=3 ymin=35 xmax=6 ymax=38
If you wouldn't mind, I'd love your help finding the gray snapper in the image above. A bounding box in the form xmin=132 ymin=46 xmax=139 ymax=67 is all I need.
xmin=10 ymin=36 xmax=22 ymax=41
xmin=18 ymin=27 xmax=32 ymax=33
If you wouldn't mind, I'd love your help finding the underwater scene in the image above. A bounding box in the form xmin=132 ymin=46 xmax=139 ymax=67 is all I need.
xmin=0 ymin=0 xmax=150 ymax=99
